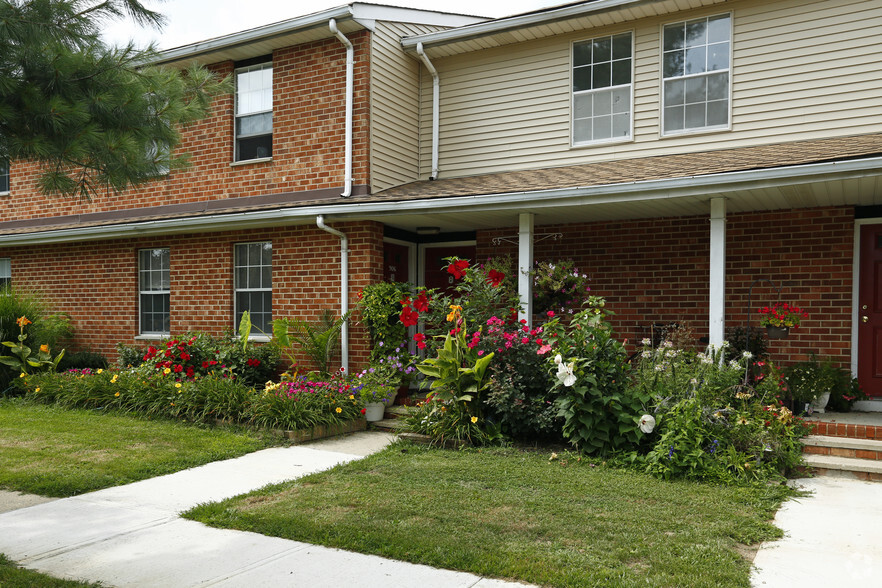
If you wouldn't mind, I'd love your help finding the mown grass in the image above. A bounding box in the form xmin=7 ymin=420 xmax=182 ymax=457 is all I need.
xmin=186 ymin=443 xmax=791 ymax=588
xmin=0 ymin=554 xmax=102 ymax=587
xmin=0 ymin=399 xmax=279 ymax=497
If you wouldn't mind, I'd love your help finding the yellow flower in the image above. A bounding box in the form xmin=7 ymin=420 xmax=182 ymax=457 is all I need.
xmin=471 ymin=416 xmax=478 ymax=424
xmin=40 ymin=344 xmax=49 ymax=353
xmin=175 ymin=382 xmax=182 ymax=388
xmin=446 ymin=304 xmax=463 ymax=322
xmin=111 ymin=375 xmax=118 ymax=383
xmin=335 ymin=407 xmax=342 ymax=413
xmin=349 ymin=394 xmax=355 ymax=400
xmin=744 ymin=462 xmax=752 ymax=470
xmin=163 ymin=368 xmax=171 ymax=375
xmin=736 ymin=416 xmax=749 ymax=425
xmin=19 ymin=373 xmax=25 ymax=378
xmin=97 ymin=369 xmax=103 ymax=374
xmin=114 ymin=392 xmax=120 ymax=397
xmin=35 ymin=387 xmax=40 ymax=393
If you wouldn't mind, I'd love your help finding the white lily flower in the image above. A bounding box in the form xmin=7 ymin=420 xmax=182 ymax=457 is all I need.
xmin=556 ymin=361 xmax=576 ymax=387
xmin=554 ymin=354 xmax=563 ymax=366
xmin=638 ymin=415 xmax=656 ymax=434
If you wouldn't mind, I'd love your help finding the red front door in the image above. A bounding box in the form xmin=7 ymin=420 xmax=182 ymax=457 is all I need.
xmin=423 ymin=245 xmax=476 ymax=296
xmin=383 ymin=242 xmax=410 ymax=283
xmin=858 ymin=224 xmax=882 ymax=397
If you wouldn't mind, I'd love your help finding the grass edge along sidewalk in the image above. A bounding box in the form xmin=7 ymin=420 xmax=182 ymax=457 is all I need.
xmin=186 ymin=443 xmax=794 ymax=588
xmin=0 ymin=400 xmax=280 ymax=497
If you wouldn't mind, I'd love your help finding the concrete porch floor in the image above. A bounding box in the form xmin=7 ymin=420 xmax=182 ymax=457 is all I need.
xmin=805 ymin=410 xmax=882 ymax=427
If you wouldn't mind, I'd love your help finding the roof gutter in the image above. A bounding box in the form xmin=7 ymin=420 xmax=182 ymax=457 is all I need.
xmin=416 ymin=42 xmax=440 ymax=180
xmin=401 ymin=0 xmax=651 ymax=53
xmin=329 ymin=19 xmax=354 ymax=197
xmin=316 ymin=215 xmax=349 ymax=374
xmin=155 ymin=5 xmax=354 ymax=65
xmin=4 ymin=156 xmax=882 ymax=246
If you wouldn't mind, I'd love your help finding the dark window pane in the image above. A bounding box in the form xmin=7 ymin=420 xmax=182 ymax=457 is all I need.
xmin=707 ymin=42 xmax=729 ymax=71
xmin=664 ymin=105 xmax=684 ymax=132
xmin=684 ymin=76 xmax=707 ymax=105
xmin=707 ymin=99 xmax=728 ymax=126
xmin=573 ymin=42 xmax=591 ymax=67
xmin=663 ymin=23 xmax=685 ymax=51
xmin=573 ymin=67 xmax=591 ymax=92
xmin=707 ymin=72 xmax=729 ymax=101
xmin=236 ymin=135 xmax=272 ymax=161
xmin=685 ymin=102 xmax=706 ymax=128
xmin=664 ymin=79 xmax=685 ymax=106
xmin=592 ymin=62 xmax=611 ymax=89
xmin=612 ymin=33 xmax=631 ymax=60
xmin=592 ymin=37 xmax=611 ymax=63
xmin=663 ymin=51 xmax=684 ymax=78
xmin=612 ymin=59 xmax=631 ymax=86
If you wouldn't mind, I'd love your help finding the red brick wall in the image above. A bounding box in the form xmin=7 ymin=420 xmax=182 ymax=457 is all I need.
xmin=478 ymin=206 xmax=854 ymax=367
xmin=3 ymin=221 xmax=384 ymax=369
xmin=2 ymin=31 xmax=372 ymax=221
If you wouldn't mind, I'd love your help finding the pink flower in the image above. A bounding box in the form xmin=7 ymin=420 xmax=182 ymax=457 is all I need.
xmin=547 ymin=310 xmax=555 ymax=318
xmin=537 ymin=345 xmax=552 ymax=355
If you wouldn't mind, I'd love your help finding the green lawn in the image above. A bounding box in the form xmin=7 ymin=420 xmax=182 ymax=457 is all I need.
xmin=0 ymin=399 xmax=279 ymax=497
xmin=0 ymin=554 xmax=102 ymax=588
xmin=186 ymin=444 xmax=791 ymax=588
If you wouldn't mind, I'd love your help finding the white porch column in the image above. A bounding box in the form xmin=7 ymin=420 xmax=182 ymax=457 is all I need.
xmin=709 ymin=198 xmax=726 ymax=345
xmin=517 ymin=213 xmax=534 ymax=327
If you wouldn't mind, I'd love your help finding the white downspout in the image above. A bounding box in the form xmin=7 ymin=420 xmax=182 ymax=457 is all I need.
xmin=330 ymin=19 xmax=353 ymax=197
xmin=416 ymin=42 xmax=439 ymax=180
xmin=316 ymin=215 xmax=349 ymax=373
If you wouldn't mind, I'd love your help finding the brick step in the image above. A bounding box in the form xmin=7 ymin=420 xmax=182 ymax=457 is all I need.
xmin=802 ymin=435 xmax=882 ymax=461
xmin=808 ymin=420 xmax=882 ymax=440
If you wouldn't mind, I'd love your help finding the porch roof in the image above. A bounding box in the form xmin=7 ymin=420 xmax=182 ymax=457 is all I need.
xmin=1 ymin=133 xmax=881 ymax=245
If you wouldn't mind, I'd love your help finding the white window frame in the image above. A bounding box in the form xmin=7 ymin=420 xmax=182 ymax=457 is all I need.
xmin=138 ymin=248 xmax=170 ymax=336
xmin=571 ymin=31 xmax=634 ymax=147
xmin=233 ymin=241 xmax=272 ymax=334
xmin=0 ymin=159 xmax=9 ymax=194
xmin=0 ymin=258 xmax=10 ymax=290
xmin=234 ymin=62 xmax=273 ymax=162
xmin=661 ymin=13 xmax=733 ymax=137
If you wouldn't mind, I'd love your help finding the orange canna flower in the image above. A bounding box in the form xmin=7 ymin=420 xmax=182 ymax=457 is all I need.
xmin=40 ymin=344 xmax=49 ymax=353
xmin=15 ymin=316 xmax=31 ymax=327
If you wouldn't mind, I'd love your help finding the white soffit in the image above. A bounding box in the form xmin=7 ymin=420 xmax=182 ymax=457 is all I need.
xmin=402 ymin=0 xmax=729 ymax=58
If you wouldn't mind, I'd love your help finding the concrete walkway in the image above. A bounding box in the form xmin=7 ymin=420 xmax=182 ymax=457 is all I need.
xmin=0 ymin=431 xmax=531 ymax=587
xmin=751 ymin=476 xmax=882 ymax=587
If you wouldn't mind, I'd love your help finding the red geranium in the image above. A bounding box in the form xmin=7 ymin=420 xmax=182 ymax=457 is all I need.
xmin=447 ymin=259 xmax=469 ymax=280
xmin=414 ymin=290 xmax=430 ymax=313
xmin=486 ymin=269 xmax=505 ymax=287
xmin=400 ymin=305 xmax=419 ymax=327
xmin=413 ymin=332 xmax=427 ymax=350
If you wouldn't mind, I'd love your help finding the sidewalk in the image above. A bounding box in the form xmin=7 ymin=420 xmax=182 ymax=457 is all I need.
xmin=751 ymin=476 xmax=882 ymax=587
xmin=0 ymin=431 xmax=532 ymax=587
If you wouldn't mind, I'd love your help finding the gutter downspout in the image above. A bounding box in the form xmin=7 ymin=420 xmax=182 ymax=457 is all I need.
xmin=330 ymin=19 xmax=353 ymax=197
xmin=416 ymin=42 xmax=439 ymax=180
xmin=316 ymin=215 xmax=349 ymax=373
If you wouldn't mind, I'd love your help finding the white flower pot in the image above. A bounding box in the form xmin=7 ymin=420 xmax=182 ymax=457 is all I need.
xmin=811 ymin=391 xmax=831 ymax=414
xmin=364 ymin=402 xmax=386 ymax=422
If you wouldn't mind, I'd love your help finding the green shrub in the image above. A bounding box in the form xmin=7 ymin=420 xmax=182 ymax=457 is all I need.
xmin=542 ymin=297 xmax=648 ymax=455
xmin=784 ymin=355 xmax=865 ymax=413
xmin=56 ymin=350 xmax=109 ymax=371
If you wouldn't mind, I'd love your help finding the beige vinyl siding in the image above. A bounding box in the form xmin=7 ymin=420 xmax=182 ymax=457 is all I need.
xmin=370 ymin=22 xmax=451 ymax=192
xmin=419 ymin=0 xmax=882 ymax=179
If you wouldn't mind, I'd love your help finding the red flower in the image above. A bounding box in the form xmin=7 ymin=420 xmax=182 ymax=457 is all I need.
xmin=414 ymin=332 xmax=427 ymax=350
xmin=487 ymin=269 xmax=505 ymax=287
xmin=400 ymin=306 xmax=419 ymax=327
xmin=202 ymin=361 xmax=210 ymax=369
xmin=450 ymin=328 xmax=461 ymax=336
xmin=547 ymin=310 xmax=555 ymax=318
xmin=361 ymin=408 xmax=366 ymax=415
xmin=180 ymin=352 xmax=191 ymax=361
xmin=173 ymin=364 xmax=183 ymax=373
xmin=246 ymin=358 xmax=261 ymax=367
xmin=414 ymin=291 xmax=430 ymax=313
xmin=447 ymin=259 xmax=470 ymax=280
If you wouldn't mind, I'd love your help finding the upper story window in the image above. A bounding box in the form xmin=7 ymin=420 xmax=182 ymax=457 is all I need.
xmin=139 ymin=248 xmax=170 ymax=335
xmin=0 ymin=159 xmax=9 ymax=193
xmin=0 ymin=258 xmax=10 ymax=290
xmin=235 ymin=62 xmax=273 ymax=161
xmin=234 ymin=241 xmax=272 ymax=333
xmin=662 ymin=13 xmax=731 ymax=135
xmin=572 ymin=32 xmax=633 ymax=145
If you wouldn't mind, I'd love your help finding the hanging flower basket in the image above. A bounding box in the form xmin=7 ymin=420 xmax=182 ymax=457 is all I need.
xmin=765 ymin=325 xmax=790 ymax=340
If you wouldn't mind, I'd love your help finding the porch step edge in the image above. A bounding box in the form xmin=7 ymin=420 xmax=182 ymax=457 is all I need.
xmin=802 ymin=453 xmax=882 ymax=474
xmin=803 ymin=435 xmax=882 ymax=451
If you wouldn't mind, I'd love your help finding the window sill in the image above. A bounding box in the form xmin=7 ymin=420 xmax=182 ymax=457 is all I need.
xmin=231 ymin=157 xmax=273 ymax=167
xmin=0 ymin=191 xmax=9 ymax=197
xmin=660 ymin=125 xmax=731 ymax=139
xmin=135 ymin=334 xmax=170 ymax=341
xmin=571 ymin=136 xmax=633 ymax=150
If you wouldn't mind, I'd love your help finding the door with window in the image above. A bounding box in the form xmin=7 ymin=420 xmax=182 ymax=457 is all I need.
xmin=422 ymin=244 xmax=476 ymax=296
xmin=858 ymin=224 xmax=882 ymax=397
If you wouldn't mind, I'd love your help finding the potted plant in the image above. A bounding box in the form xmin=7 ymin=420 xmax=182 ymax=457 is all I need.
xmin=355 ymin=376 xmax=398 ymax=421
xmin=758 ymin=302 xmax=807 ymax=339
xmin=356 ymin=281 xmax=413 ymax=358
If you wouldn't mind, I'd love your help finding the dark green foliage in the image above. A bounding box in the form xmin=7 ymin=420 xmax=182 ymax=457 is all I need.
xmin=0 ymin=0 xmax=229 ymax=200
xmin=56 ymin=350 xmax=108 ymax=372
xmin=783 ymin=355 xmax=865 ymax=412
